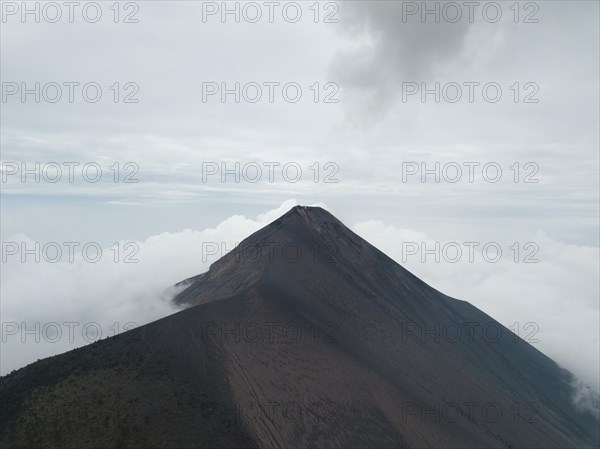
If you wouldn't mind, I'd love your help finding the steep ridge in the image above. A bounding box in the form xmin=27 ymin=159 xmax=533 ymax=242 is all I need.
xmin=1 ymin=206 xmax=598 ymax=448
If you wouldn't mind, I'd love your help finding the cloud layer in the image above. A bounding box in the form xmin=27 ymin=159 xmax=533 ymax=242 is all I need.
xmin=2 ymin=201 xmax=598 ymax=400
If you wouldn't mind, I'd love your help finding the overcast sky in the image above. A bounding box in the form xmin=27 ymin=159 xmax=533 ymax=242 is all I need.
xmin=1 ymin=1 xmax=599 ymax=401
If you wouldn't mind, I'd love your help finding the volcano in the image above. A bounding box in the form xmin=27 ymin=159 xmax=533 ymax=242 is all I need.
xmin=1 ymin=206 xmax=598 ymax=448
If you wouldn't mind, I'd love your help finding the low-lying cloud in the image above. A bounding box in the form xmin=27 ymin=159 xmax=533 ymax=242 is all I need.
xmin=2 ymin=201 xmax=598 ymax=409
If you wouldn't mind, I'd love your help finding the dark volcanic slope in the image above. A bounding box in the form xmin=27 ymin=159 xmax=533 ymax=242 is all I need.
xmin=1 ymin=206 xmax=598 ymax=449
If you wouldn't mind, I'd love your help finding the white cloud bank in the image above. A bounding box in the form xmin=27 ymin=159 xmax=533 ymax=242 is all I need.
xmin=1 ymin=201 xmax=598 ymax=404
xmin=0 ymin=200 xmax=306 ymax=373
xmin=352 ymin=220 xmax=600 ymax=392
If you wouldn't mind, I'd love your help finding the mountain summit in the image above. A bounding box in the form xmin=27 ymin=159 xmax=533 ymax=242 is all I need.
xmin=1 ymin=206 xmax=598 ymax=448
